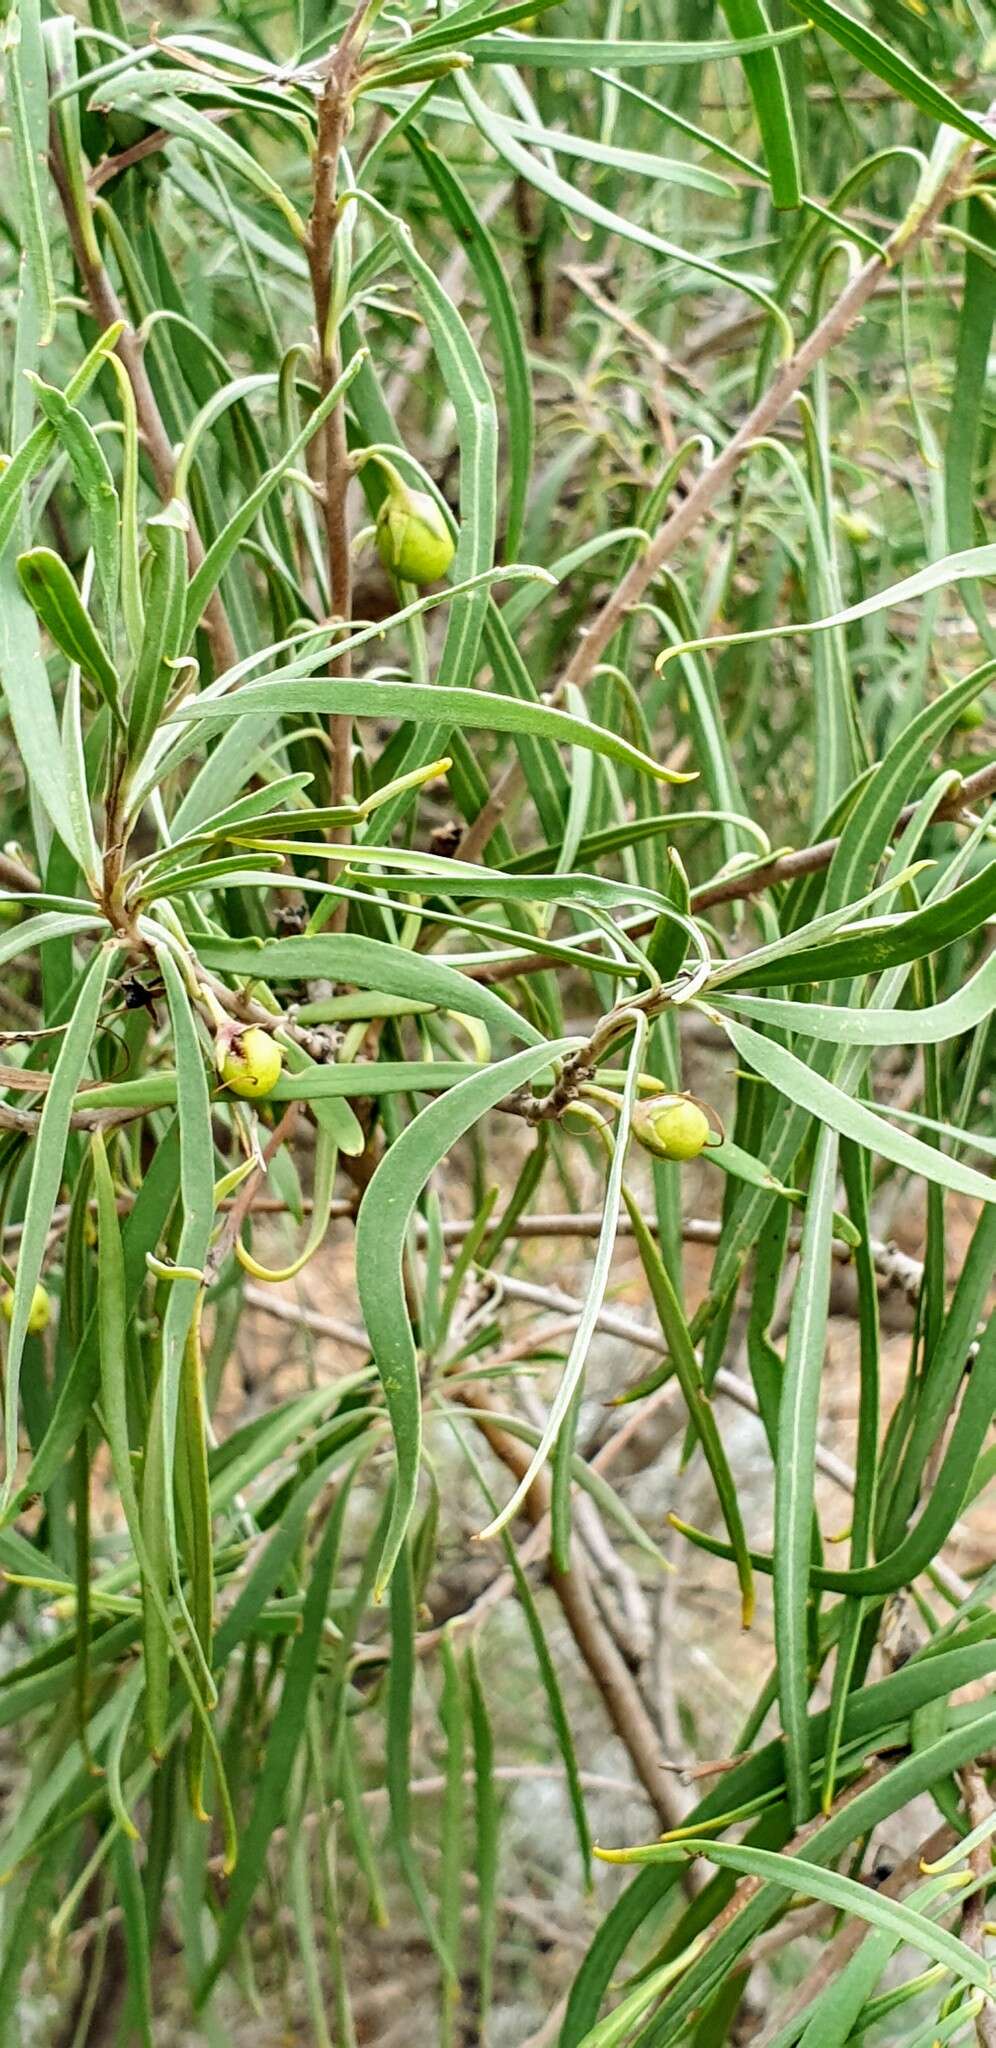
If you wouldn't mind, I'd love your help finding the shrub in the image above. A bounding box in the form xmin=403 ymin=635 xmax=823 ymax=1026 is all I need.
xmin=0 ymin=0 xmax=993 ymax=2040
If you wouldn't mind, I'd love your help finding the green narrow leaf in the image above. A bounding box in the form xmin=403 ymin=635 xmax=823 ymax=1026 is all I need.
xmin=438 ymin=1633 xmax=465 ymax=2046
xmin=356 ymin=1039 xmax=580 ymax=1594
xmin=26 ymin=376 xmax=121 ymax=625
xmin=446 ymin=24 xmax=810 ymax=64
xmin=179 ymin=349 xmax=367 ymax=648
xmin=785 ymin=0 xmax=996 ymax=145
xmin=175 ymin=675 xmax=693 ymax=787
xmin=109 ymin=90 xmax=309 ymax=241
xmin=16 ymin=548 xmax=122 ymax=720
xmin=127 ymin=503 xmax=189 ymax=758
xmin=112 ymin=1834 xmax=154 ymax=2048
xmin=657 ymin=546 xmax=996 ymax=675
xmin=597 ymin=1837 xmax=992 ymax=1994
xmin=718 ymin=1017 xmax=996 ymax=1205
xmin=718 ymin=1 xmax=802 ymax=206
xmin=623 ymin=1185 xmax=754 ymax=1628
xmin=196 ymin=1498 xmax=342 ymax=2002
xmin=773 ymin=1124 xmax=838 ymax=1824
xmin=466 ymin=1644 xmax=498 ymax=2037
xmin=721 ymin=854 xmax=996 ymax=990
xmin=1 ymin=1122 xmax=181 ymax=1524
xmin=0 ymin=323 xmax=123 ymax=555
xmin=944 ymin=195 xmax=996 ymax=653
xmin=386 ymin=1538 xmax=452 ymax=1971
xmin=1 ymin=947 xmax=110 ymax=1507
xmin=715 ymin=948 xmax=996 ymax=1044
xmin=457 ymin=72 xmax=793 ymax=350
xmin=177 ymin=1306 xmax=213 ymax=1819
xmin=192 ymin=932 xmax=548 ymax=1047
xmin=408 ymin=127 xmax=533 ymax=562
xmin=482 ymin=1016 xmax=646 ymax=1558
xmin=0 ymin=550 xmax=91 ymax=869
xmin=149 ymin=947 xmax=218 ymax=1722
xmin=2 ymin=8 xmax=56 ymax=346
xmin=562 ymin=1657 xmax=996 ymax=2045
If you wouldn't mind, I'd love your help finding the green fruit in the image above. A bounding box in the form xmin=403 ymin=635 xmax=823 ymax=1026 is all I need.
xmin=375 ymin=485 xmax=455 ymax=586
xmin=1 ymin=1281 xmax=51 ymax=1334
xmin=834 ymin=510 xmax=875 ymax=545
xmin=219 ymin=1026 xmax=283 ymax=1099
xmin=633 ymin=1094 xmax=712 ymax=1162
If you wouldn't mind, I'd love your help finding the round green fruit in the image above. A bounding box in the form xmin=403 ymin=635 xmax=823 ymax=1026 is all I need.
xmin=1 ymin=1281 xmax=51 ymax=1334
xmin=220 ymin=1027 xmax=283 ymax=1099
xmin=375 ymin=485 xmax=455 ymax=586
xmin=633 ymin=1094 xmax=712 ymax=1162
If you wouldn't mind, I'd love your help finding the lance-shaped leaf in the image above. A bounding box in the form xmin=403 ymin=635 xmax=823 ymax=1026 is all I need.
xmin=773 ymin=1124 xmax=838 ymax=1823
xmin=16 ymin=548 xmax=122 ymax=722
xmin=595 ymin=1838 xmax=992 ymax=1994
xmin=1 ymin=947 xmax=111 ymax=1508
xmin=785 ymin=0 xmax=996 ymax=146
xmin=355 ymin=1039 xmax=582 ymax=1595
xmin=190 ymin=932 xmax=545 ymax=1045
xmin=127 ymin=503 xmax=189 ymax=757
xmin=657 ymin=545 xmax=996 ymax=674
xmin=719 ymin=1016 xmax=996 ymax=1205
xmin=195 ymin=1493 xmax=343 ymax=2001
xmin=623 ymin=1184 xmax=754 ymax=1628
xmin=26 ymin=377 xmax=120 ymax=625
xmin=718 ymin=1 xmax=802 ymax=207
xmin=420 ymin=22 xmax=809 ymax=64
xmin=178 ymin=349 xmax=367 ymax=647
xmin=169 ymin=675 xmax=694 ymax=786
xmin=2 ymin=8 xmax=56 ymax=346
xmin=715 ymin=948 xmax=996 ymax=1045
xmin=478 ymin=1017 xmax=646 ymax=1554
xmin=0 ymin=324 xmax=123 ymax=559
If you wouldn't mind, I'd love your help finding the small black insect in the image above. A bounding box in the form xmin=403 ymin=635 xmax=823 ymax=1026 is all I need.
xmin=119 ymin=973 xmax=164 ymax=1017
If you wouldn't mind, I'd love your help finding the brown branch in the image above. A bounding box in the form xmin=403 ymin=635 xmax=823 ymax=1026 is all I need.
xmin=88 ymin=106 xmax=235 ymax=194
xmin=689 ymin=753 xmax=996 ymax=914
xmin=753 ymin=1818 xmax=957 ymax=2048
xmin=0 ymin=851 xmax=41 ymax=895
xmin=453 ymin=1379 xmax=700 ymax=1852
xmin=458 ymin=137 xmax=984 ymax=866
xmin=204 ymin=1102 xmax=300 ymax=1283
xmin=306 ymin=8 xmax=370 ymax=920
xmin=471 ymin=751 xmax=996 ymax=984
xmin=428 ymin=1210 xmax=925 ymax=1301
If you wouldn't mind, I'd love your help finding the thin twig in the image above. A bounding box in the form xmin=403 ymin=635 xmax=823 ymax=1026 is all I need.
xmin=205 ymin=1104 xmax=300 ymax=1284
xmin=306 ymin=7 xmax=370 ymax=909
xmin=453 ymin=1379 xmax=699 ymax=1851
xmin=240 ymin=1268 xmax=973 ymax=1593
xmin=458 ymin=141 xmax=984 ymax=865
xmin=0 ymin=850 xmax=41 ymax=895
xmin=472 ymin=754 xmax=996 ymax=983
xmin=753 ymin=1819 xmax=958 ymax=2048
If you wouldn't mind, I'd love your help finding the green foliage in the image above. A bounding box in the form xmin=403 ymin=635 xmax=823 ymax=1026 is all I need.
xmin=0 ymin=0 xmax=992 ymax=2040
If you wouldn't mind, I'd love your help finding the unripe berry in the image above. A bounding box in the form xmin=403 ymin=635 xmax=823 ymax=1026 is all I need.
xmin=218 ymin=1026 xmax=283 ymax=1099
xmin=375 ymin=483 xmax=455 ymax=586
xmin=1 ymin=1281 xmax=51 ymax=1334
xmin=835 ymin=510 xmax=875 ymax=545
xmin=942 ymin=674 xmax=986 ymax=731
xmin=633 ymin=1094 xmax=712 ymax=1162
